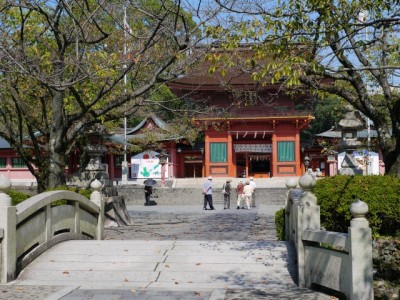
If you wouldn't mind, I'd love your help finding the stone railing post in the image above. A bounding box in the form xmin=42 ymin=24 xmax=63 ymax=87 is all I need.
xmin=297 ymin=170 xmax=320 ymax=288
xmin=90 ymin=179 xmax=104 ymax=240
xmin=285 ymin=178 xmax=297 ymax=240
xmin=348 ymin=199 xmax=374 ymax=300
xmin=0 ymin=174 xmax=16 ymax=283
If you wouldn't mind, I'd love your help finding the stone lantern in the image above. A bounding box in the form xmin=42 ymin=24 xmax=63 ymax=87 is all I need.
xmin=85 ymin=124 xmax=108 ymax=172
xmin=338 ymin=105 xmax=363 ymax=175
xmin=72 ymin=123 xmax=110 ymax=188
xmin=156 ymin=151 xmax=168 ymax=188
xmin=304 ymin=154 xmax=311 ymax=172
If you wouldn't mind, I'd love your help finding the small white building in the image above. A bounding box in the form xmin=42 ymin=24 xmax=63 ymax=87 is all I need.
xmin=130 ymin=151 xmax=169 ymax=179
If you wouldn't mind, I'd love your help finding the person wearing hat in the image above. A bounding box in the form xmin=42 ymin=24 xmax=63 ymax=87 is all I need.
xmin=203 ymin=176 xmax=215 ymax=210
xmin=222 ymin=179 xmax=232 ymax=209
xmin=236 ymin=179 xmax=245 ymax=209
xmin=249 ymin=177 xmax=257 ymax=207
xmin=243 ymin=180 xmax=253 ymax=209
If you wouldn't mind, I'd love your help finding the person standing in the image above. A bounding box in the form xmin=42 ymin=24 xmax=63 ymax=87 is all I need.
xmin=203 ymin=176 xmax=215 ymax=210
xmin=249 ymin=177 xmax=257 ymax=207
xmin=243 ymin=180 xmax=253 ymax=210
xmin=144 ymin=184 xmax=152 ymax=206
xmin=222 ymin=179 xmax=232 ymax=209
xmin=236 ymin=179 xmax=245 ymax=209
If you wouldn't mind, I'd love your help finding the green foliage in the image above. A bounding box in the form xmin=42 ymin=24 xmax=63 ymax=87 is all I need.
xmin=45 ymin=186 xmax=92 ymax=206
xmin=45 ymin=185 xmax=91 ymax=198
xmin=314 ymin=176 xmax=400 ymax=238
xmin=275 ymin=208 xmax=286 ymax=241
xmin=301 ymin=95 xmax=347 ymax=145
xmin=7 ymin=190 xmax=30 ymax=206
xmin=5 ymin=186 xmax=91 ymax=206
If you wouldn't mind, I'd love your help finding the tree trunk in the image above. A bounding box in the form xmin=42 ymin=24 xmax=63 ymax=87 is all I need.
xmin=48 ymin=90 xmax=67 ymax=189
xmin=383 ymin=137 xmax=400 ymax=177
xmin=48 ymin=148 xmax=66 ymax=188
xmin=35 ymin=174 xmax=48 ymax=194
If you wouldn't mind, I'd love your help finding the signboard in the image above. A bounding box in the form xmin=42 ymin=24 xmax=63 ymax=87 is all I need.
xmin=130 ymin=151 xmax=169 ymax=179
xmin=234 ymin=144 xmax=272 ymax=153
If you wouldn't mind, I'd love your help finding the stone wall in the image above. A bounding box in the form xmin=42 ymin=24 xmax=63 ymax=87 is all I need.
xmin=116 ymin=186 xmax=287 ymax=206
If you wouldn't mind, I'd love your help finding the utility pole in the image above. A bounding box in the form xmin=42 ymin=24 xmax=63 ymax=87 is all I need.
xmin=121 ymin=4 xmax=129 ymax=184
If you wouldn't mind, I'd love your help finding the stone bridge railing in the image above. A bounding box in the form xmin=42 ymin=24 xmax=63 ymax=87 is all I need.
xmin=285 ymin=171 xmax=373 ymax=300
xmin=0 ymin=176 xmax=104 ymax=283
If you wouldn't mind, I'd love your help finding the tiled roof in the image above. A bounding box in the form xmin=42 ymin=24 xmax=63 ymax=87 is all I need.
xmin=127 ymin=115 xmax=168 ymax=135
xmin=316 ymin=129 xmax=378 ymax=138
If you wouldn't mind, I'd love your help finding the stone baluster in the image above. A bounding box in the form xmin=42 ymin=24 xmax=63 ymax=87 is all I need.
xmin=90 ymin=179 xmax=104 ymax=240
xmin=299 ymin=169 xmax=317 ymax=206
xmin=348 ymin=199 xmax=374 ymax=300
xmin=0 ymin=174 xmax=16 ymax=282
xmin=297 ymin=170 xmax=321 ymax=288
xmin=285 ymin=178 xmax=297 ymax=203
xmin=0 ymin=174 xmax=12 ymax=206
xmin=285 ymin=178 xmax=297 ymax=241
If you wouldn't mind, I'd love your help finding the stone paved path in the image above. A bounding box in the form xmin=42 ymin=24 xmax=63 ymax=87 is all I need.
xmin=105 ymin=204 xmax=277 ymax=241
xmin=0 ymin=204 xmax=335 ymax=299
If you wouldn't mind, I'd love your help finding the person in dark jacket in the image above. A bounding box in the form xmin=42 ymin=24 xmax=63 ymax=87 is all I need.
xmin=223 ymin=179 xmax=232 ymax=209
xmin=144 ymin=184 xmax=152 ymax=206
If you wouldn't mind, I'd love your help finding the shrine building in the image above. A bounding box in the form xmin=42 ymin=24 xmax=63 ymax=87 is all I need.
xmin=169 ymin=50 xmax=314 ymax=178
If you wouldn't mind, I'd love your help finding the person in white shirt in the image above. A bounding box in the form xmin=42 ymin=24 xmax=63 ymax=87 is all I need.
xmin=249 ymin=177 xmax=257 ymax=207
xmin=203 ymin=176 xmax=215 ymax=210
xmin=243 ymin=180 xmax=253 ymax=209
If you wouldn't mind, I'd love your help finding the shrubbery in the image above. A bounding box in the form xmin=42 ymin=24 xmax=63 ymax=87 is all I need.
xmin=45 ymin=185 xmax=91 ymax=198
xmin=4 ymin=186 xmax=92 ymax=206
xmin=275 ymin=208 xmax=285 ymax=241
xmin=45 ymin=186 xmax=92 ymax=206
xmin=6 ymin=189 xmax=30 ymax=206
xmin=314 ymin=175 xmax=400 ymax=238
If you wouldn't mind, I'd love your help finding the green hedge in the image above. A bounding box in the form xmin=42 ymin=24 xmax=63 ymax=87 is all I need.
xmin=7 ymin=189 xmax=30 ymax=206
xmin=275 ymin=208 xmax=285 ymax=241
xmin=5 ymin=186 xmax=91 ymax=207
xmin=45 ymin=185 xmax=91 ymax=198
xmin=314 ymin=175 xmax=400 ymax=238
xmin=45 ymin=186 xmax=92 ymax=206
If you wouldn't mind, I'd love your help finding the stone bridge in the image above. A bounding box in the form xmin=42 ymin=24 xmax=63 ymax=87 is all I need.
xmin=0 ymin=174 xmax=373 ymax=299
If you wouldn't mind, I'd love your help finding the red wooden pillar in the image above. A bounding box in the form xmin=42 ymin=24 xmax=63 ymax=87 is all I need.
xmin=168 ymin=142 xmax=177 ymax=178
xmin=245 ymin=154 xmax=249 ymax=178
xmin=295 ymin=131 xmax=302 ymax=176
xmin=204 ymin=132 xmax=210 ymax=177
xmin=271 ymin=133 xmax=277 ymax=177
xmin=227 ymin=133 xmax=234 ymax=177
xmin=109 ymin=154 xmax=115 ymax=180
